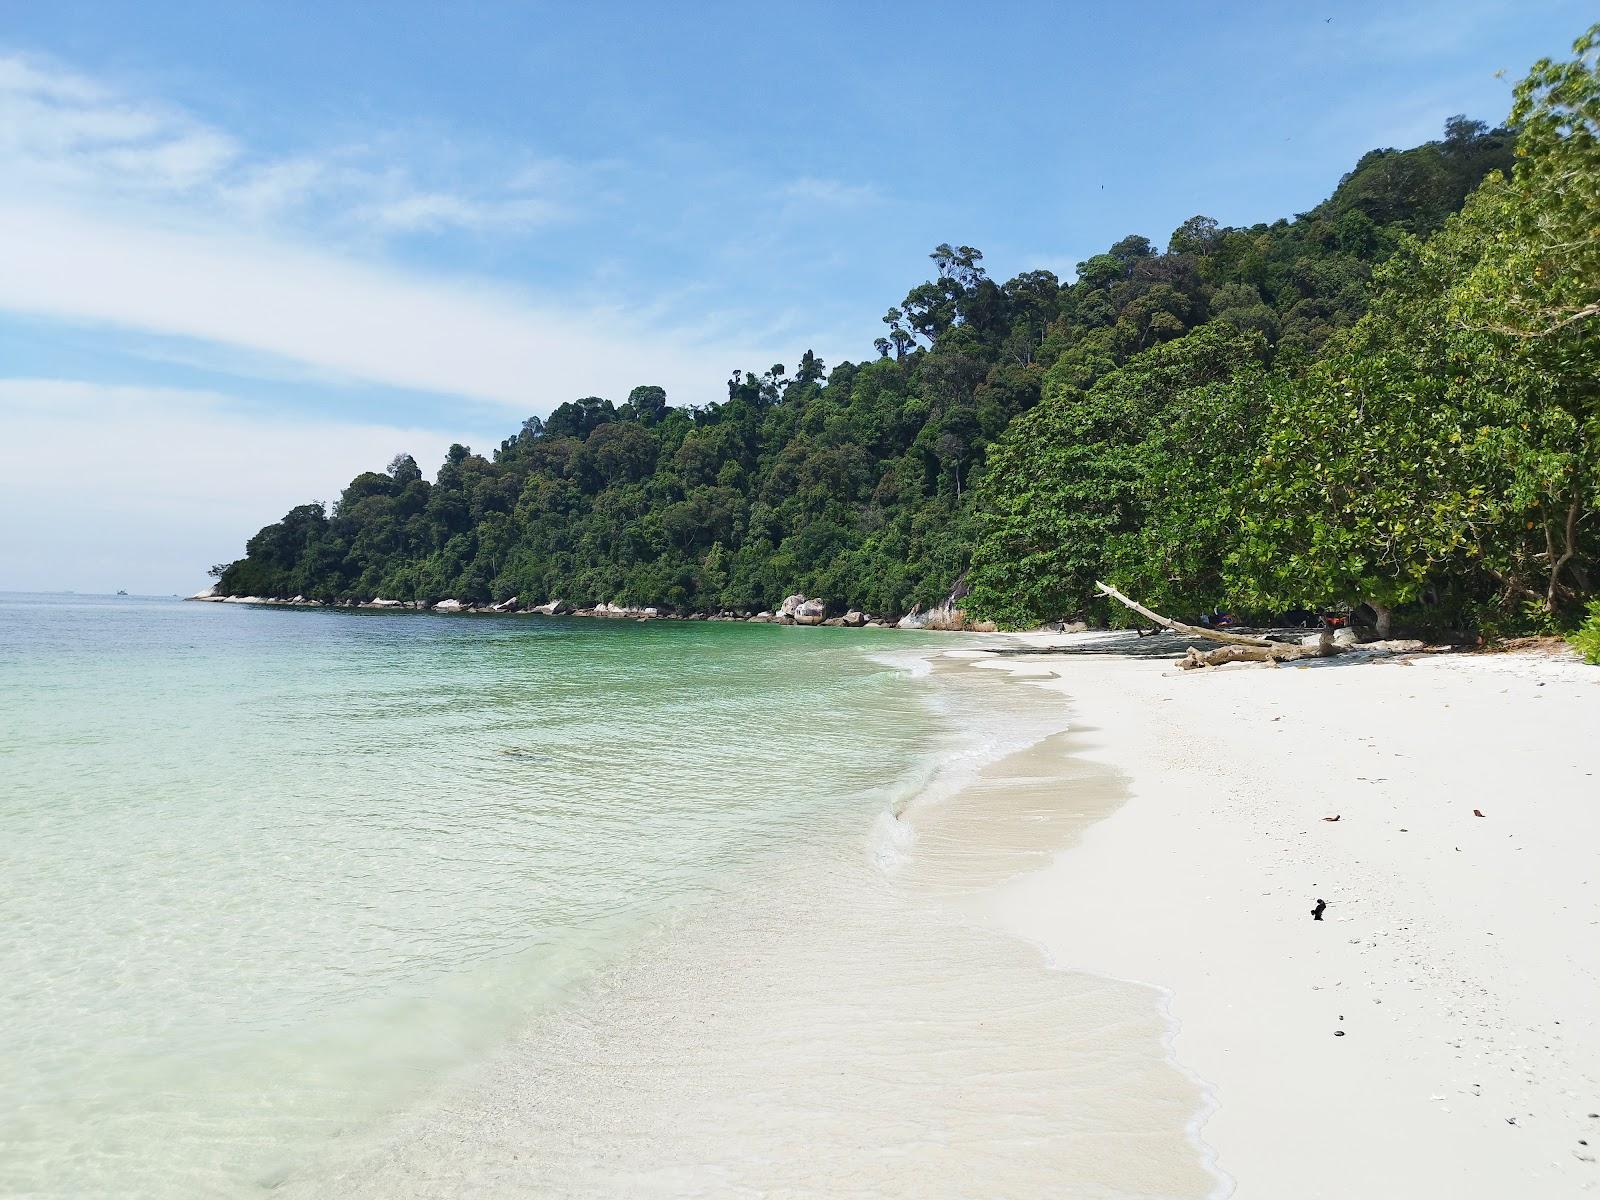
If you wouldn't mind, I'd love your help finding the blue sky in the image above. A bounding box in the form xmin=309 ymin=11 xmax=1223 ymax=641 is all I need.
xmin=0 ymin=1 xmax=1591 ymax=592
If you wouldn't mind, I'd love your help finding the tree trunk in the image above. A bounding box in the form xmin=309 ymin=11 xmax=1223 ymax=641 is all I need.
xmin=1178 ymin=644 xmax=1281 ymax=670
xmin=1094 ymin=581 xmax=1276 ymax=648
xmin=1093 ymin=581 xmax=1340 ymax=667
xmin=1369 ymin=602 xmax=1393 ymax=640
xmin=1545 ymin=491 xmax=1582 ymax=614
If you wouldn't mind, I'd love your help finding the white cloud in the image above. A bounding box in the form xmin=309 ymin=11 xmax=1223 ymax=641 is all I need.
xmin=0 ymin=50 xmax=786 ymax=411
xmin=0 ymin=200 xmax=766 ymax=409
xmin=778 ymin=176 xmax=882 ymax=209
xmin=103 ymin=127 xmax=239 ymax=190
xmin=0 ymin=50 xmax=588 ymax=235
xmin=0 ymin=379 xmax=480 ymax=593
xmin=0 ymin=53 xmax=240 ymax=195
xmin=361 ymin=186 xmax=565 ymax=234
xmin=0 ymin=52 xmax=839 ymax=591
xmin=222 ymin=156 xmax=330 ymax=221
xmin=0 ymin=48 xmax=892 ymax=593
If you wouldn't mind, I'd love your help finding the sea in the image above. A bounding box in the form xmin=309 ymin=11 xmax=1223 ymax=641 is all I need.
xmin=0 ymin=593 xmax=1214 ymax=1199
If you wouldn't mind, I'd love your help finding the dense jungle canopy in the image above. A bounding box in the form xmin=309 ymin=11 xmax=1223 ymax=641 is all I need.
xmin=219 ymin=28 xmax=1600 ymax=636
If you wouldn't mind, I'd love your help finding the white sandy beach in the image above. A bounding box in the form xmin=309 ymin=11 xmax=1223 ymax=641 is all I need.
xmin=268 ymin=629 xmax=1600 ymax=1199
xmin=964 ymin=632 xmax=1600 ymax=1197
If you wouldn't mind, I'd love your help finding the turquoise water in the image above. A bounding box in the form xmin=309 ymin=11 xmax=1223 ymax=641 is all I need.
xmin=0 ymin=595 xmax=949 ymax=1197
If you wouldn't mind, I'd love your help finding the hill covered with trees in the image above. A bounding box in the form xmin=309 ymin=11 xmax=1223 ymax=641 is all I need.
xmin=218 ymin=28 xmax=1599 ymax=638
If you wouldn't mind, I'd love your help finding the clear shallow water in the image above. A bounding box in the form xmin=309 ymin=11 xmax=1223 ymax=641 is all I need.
xmin=0 ymin=595 xmax=954 ymax=1197
xmin=279 ymin=659 xmax=1217 ymax=1200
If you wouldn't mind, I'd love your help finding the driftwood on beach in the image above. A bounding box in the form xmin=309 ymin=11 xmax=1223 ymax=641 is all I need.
xmin=1093 ymin=581 xmax=1338 ymax=669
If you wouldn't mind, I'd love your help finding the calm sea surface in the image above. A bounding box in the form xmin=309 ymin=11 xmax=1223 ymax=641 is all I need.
xmin=0 ymin=595 xmax=951 ymax=1196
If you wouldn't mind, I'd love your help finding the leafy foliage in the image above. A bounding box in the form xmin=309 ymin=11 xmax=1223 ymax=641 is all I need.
xmin=969 ymin=29 xmax=1600 ymax=633
xmin=967 ymin=325 xmax=1268 ymax=625
xmin=218 ymin=51 xmax=1600 ymax=638
xmin=1572 ymin=599 xmax=1600 ymax=664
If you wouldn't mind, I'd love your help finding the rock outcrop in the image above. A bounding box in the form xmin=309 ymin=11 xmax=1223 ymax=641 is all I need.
xmin=894 ymin=577 xmax=993 ymax=631
xmin=793 ymin=599 xmax=826 ymax=626
xmin=186 ymin=588 xmax=951 ymax=632
xmin=776 ymin=594 xmax=827 ymax=625
xmin=1331 ymin=626 xmax=1379 ymax=647
xmin=586 ymin=602 xmax=661 ymax=619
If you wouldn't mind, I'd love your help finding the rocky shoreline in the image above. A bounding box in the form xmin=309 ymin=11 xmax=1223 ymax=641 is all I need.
xmin=185 ymin=587 xmax=1000 ymax=632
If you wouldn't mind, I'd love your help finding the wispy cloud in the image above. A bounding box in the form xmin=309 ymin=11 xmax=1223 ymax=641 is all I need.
xmin=0 ymin=53 xmax=240 ymax=194
xmin=221 ymin=156 xmax=329 ymax=221
xmin=0 ymin=50 xmax=588 ymax=236
xmin=778 ymin=176 xmax=882 ymax=210
xmin=0 ymin=200 xmax=777 ymax=410
xmin=360 ymin=185 xmax=566 ymax=234
xmin=0 ymin=51 xmax=780 ymax=410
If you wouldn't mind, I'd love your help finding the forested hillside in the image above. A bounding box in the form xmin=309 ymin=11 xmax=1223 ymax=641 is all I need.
xmin=219 ymin=28 xmax=1599 ymax=637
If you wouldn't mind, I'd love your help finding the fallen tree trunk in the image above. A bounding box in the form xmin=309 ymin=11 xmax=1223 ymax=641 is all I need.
xmin=1093 ymin=581 xmax=1338 ymax=668
xmin=1095 ymin=581 xmax=1276 ymax=648
xmin=1176 ymin=644 xmax=1296 ymax=670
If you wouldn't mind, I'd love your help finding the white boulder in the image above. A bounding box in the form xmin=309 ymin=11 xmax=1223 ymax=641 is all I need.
xmin=793 ymin=598 xmax=826 ymax=626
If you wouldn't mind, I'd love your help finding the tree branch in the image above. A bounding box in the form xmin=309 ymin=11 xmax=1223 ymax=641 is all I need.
xmin=1464 ymin=300 xmax=1600 ymax=339
xmin=1093 ymin=580 xmax=1339 ymax=667
xmin=1095 ymin=580 xmax=1275 ymax=647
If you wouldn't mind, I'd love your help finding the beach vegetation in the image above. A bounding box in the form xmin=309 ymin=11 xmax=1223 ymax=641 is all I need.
xmin=218 ymin=28 xmax=1600 ymax=635
xmin=1572 ymin=600 xmax=1600 ymax=664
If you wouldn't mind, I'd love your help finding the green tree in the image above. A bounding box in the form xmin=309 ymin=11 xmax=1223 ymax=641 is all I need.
xmin=213 ymin=99 xmax=1547 ymax=630
xmin=967 ymin=325 xmax=1265 ymax=626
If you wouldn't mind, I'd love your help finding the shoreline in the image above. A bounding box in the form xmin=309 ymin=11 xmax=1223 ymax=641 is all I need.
xmin=277 ymin=637 xmax=1221 ymax=1198
xmin=956 ymin=630 xmax=1600 ymax=1197
xmin=46 ymin=603 xmax=1591 ymax=1195
xmin=183 ymin=590 xmax=1006 ymax=631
